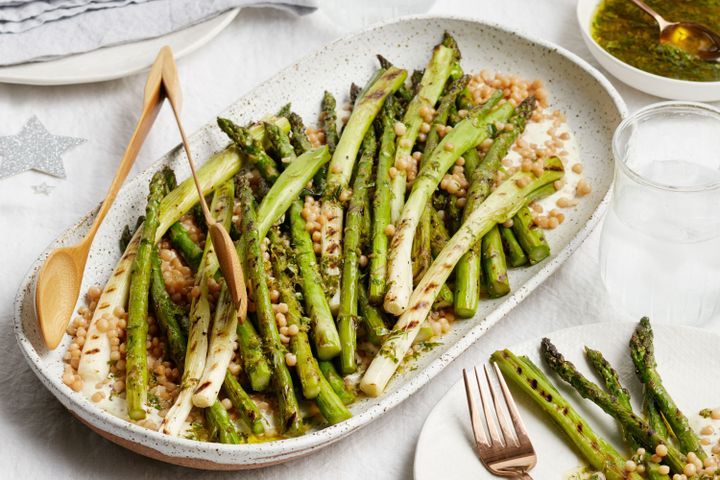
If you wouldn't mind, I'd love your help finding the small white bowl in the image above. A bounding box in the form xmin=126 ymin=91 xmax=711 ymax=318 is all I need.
xmin=577 ymin=0 xmax=720 ymax=101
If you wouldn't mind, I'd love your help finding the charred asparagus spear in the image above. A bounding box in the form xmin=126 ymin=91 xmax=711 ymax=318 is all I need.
xmin=369 ymin=96 xmax=400 ymax=303
xmin=453 ymin=97 xmax=535 ymax=316
xmin=512 ymin=206 xmax=550 ymax=264
xmin=217 ymin=118 xmax=280 ymax=183
xmin=223 ymin=371 xmax=265 ymax=435
xmin=126 ymin=170 xmax=166 ymax=420
xmin=338 ymin=131 xmax=376 ymax=374
xmin=314 ymin=368 xmax=353 ymax=424
xmin=285 ymin=110 xmax=313 ymax=156
xmin=269 ymin=227 xmax=322 ymax=399
xmin=314 ymin=91 xmax=340 ymax=194
xmin=492 ymin=350 xmax=643 ymax=480
xmin=289 ymin=200 xmax=342 ymax=359
xmin=630 ymin=317 xmax=705 ymax=461
xmin=423 ymin=75 xmax=470 ymax=160
xmin=149 ymin=247 xmax=187 ymax=369
xmin=321 ymin=91 xmax=340 ymax=154
xmin=167 ymin=222 xmax=203 ymax=272
xmin=235 ymin=309 xmax=272 ymax=392
xmin=264 ymin=121 xmax=296 ymax=163
xmin=541 ymin=338 xmax=687 ymax=473
xmin=499 ymin=224 xmax=528 ymax=267
xmin=318 ymin=360 xmax=356 ymax=405
xmin=480 ymin=225 xmax=510 ymax=298
xmin=358 ymin=282 xmax=389 ymax=345
xmin=389 ymin=35 xmax=458 ymax=224
xmin=239 ymin=177 xmax=303 ymax=435
xmin=585 ymin=347 xmax=635 ymax=447
xmin=205 ymin=401 xmax=243 ymax=444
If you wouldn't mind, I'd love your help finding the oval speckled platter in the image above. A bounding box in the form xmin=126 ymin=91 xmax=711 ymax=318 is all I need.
xmin=13 ymin=16 xmax=626 ymax=469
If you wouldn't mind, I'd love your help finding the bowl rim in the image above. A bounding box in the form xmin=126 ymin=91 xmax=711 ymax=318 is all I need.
xmin=613 ymin=101 xmax=720 ymax=193
xmin=575 ymin=0 xmax=720 ymax=88
xmin=13 ymin=13 xmax=628 ymax=465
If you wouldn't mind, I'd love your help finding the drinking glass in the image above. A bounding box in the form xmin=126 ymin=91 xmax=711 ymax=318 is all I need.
xmin=599 ymin=102 xmax=720 ymax=326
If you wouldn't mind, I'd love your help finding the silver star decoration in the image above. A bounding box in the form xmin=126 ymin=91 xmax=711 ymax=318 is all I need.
xmin=0 ymin=116 xmax=85 ymax=179
xmin=31 ymin=182 xmax=55 ymax=195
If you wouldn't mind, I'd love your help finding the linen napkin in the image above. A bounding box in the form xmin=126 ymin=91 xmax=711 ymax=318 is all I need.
xmin=0 ymin=0 xmax=315 ymax=66
xmin=0 ymin=0 xmax=151 ymax=34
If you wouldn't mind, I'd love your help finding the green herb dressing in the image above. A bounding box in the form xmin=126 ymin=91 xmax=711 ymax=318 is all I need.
xmin=591 ymin=0 xmax=720 ymax=82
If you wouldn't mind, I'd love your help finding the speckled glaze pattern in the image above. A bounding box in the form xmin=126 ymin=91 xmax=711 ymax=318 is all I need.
xmin=14 ymin=16 xmax=626 ymax=470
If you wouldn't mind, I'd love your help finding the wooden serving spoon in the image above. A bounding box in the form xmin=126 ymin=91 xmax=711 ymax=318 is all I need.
xmin=159 ymin=47 xmax=248 ymax=322
xmin=36 ymin=49 xmax=167 ymax=349
xmin=629 ymin=0 xmax=720 ymax=61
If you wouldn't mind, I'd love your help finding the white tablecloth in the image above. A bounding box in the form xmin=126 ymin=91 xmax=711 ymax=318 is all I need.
xmin=1 ymin=1 xmax=717 ymax=478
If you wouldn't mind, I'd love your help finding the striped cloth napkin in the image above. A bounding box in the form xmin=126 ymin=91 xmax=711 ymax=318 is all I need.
xmin=0 ymin=0 xmax=315 ymax=66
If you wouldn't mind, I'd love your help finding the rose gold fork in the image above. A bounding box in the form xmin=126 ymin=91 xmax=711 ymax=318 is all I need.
xmin=463 ymin=364 xmax=537 ymax=479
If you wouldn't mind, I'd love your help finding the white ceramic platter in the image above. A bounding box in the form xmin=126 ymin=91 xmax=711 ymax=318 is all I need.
xmin=414 ymin=322 xmax=720 ymax=479
xmin=576 ymin=0 xmax=720 ymax=101
xmin=0 ymin=9 xmax=239 ymax=86
xmin=14 ymin=16 xmax=626 ymax=469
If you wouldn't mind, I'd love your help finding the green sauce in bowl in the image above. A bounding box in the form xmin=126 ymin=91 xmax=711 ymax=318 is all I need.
xmin=591 ymin=0 xmax=720 ymax=82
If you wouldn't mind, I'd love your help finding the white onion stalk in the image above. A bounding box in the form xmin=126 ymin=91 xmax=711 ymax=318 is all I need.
xmin=320 ymin=67 xmax=407 ymax=310
xmin=77 ymin=231 xmax=141 ymax=385
xmin=161 ymin=294 xmax=210 ymax=435
xmin=389 ymin=44 xmax=455 ymax=224
xmin=362 ymin=162 xmax=564 ymax=397
xmin=161 ymin=181 xmax=234 ymax=435
xmin=191 ymin=284 xmax=238 ymax=408
xmin=383 ymin=99 xmax=512 ymax=316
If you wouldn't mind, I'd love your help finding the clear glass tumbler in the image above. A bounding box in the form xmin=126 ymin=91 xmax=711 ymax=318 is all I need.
xmin=599 ymin=102 xmax=720 ymax=326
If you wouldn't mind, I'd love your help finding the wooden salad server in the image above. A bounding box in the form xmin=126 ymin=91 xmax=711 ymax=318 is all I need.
xmin=36 ymin=49 xmax=167 ymax=349
xmin=159 ymin=47 xmax=248 ymax=322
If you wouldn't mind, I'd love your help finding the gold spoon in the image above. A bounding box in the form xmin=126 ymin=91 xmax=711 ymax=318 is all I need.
xmin=629 ymin=0 xmax=720 ymax=61
xmin=158 ymin=47 xmax=248 ymax=322
xmin=36 ymin=49 xmax=167 ymax=349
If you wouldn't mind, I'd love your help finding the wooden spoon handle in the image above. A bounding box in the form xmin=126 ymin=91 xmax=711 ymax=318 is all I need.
xmin=82 ymin=50 xmax=167 ymax=247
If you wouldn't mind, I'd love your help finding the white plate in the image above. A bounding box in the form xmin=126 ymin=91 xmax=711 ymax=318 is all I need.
xmin=414 ymin=322 xmax=720 ymax=479
xmin=0 ymin=9 xmax=239 ymax=86
xmin=576 ymin=0 xmax=720 ymax=101
xmin=13 ymin=16 xmax=625 ymax=469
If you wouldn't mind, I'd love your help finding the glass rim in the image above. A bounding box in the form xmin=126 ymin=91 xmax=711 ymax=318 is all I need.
xmin=612 ymin=101 xmax=720 ymax=193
